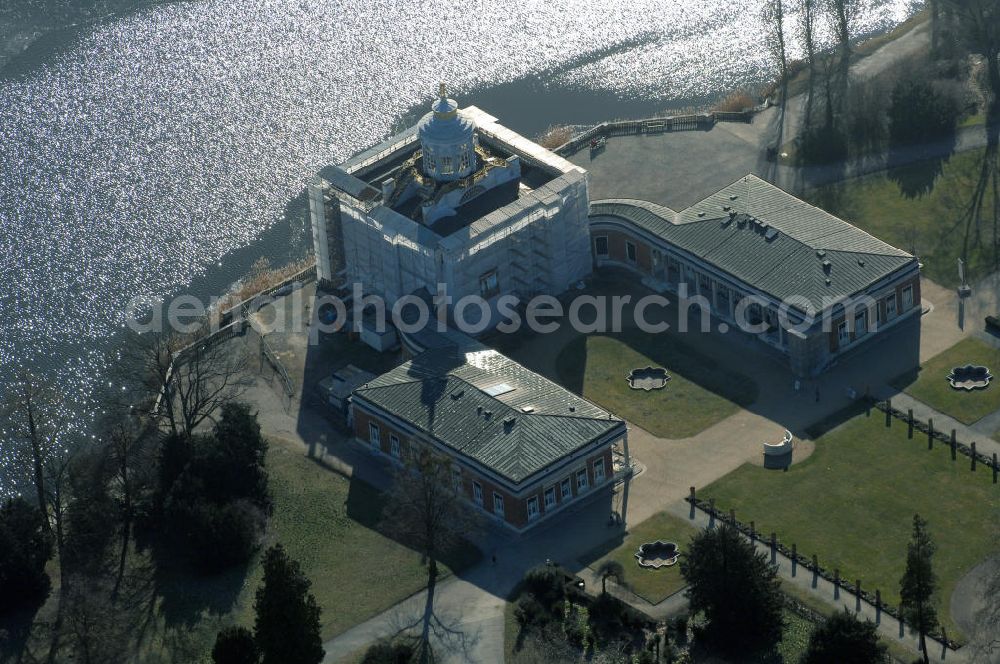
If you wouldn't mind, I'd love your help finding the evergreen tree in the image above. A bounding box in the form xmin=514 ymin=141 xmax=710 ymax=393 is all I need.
xmin=801 ymin=609 xmax=886 ymax=664
xmin=680 ymin=524 xmax=784 ymax=655
xmin=253 ymin=545 xmax=323 ymax=664
xmin=900 ymin=514 xmax=938 ymax=664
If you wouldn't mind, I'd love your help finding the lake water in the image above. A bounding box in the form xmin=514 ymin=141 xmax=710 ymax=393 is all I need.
xmin=0 ymin=0 xmax=916 ymax=495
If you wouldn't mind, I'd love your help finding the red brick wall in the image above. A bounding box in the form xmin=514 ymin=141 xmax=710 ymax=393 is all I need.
xmin=594 ymin=230 xmax=652 ymax=273
xmin=354 ymin=405 xmax=616 ymax=530
xmin=828 ymin=274 xmax=921 ymax=352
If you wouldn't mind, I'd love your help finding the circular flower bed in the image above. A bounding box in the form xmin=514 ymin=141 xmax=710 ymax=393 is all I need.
xmin=626 ymin=366 xmax=670 ymax=391
xmin=635 ymin=540 xmax=680 ymax=569
xmin=947 ymin=365 xmax=993 ymax=391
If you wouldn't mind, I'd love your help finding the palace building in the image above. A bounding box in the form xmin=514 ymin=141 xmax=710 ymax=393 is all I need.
xmin=589 ymin=175 xmax=921 ymax=376
xmin=309 ymin=85 xmax=593 ymax=330
xmin=350 ymin=340 xmax=629 ymax=531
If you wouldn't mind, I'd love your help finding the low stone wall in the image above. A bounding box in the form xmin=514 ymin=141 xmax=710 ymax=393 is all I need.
xmin=553 ymin=110 xmax=754 ymax=158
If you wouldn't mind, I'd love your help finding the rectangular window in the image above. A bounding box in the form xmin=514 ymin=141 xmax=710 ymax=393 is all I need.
xmin=576 ymin=468 xmax=589 ymax=491
xmin=626 ymin=241 xmax=637 ymax=263
xmin=479 ymin=270 xmax=500 ymax=299
xmin=837 ymin=321 xmax=849 ymax=346
xmin=389 ymin=433 xmax=400 ymax=458
xmin=451 ymin=466 xmax=461 ymax=491
xmin=854 ymin=310 xmax=868 ymax=337
xmin=594 ymin=236 xmax=609 ymax=256
xmin=593 ymin=458 xmax=606 ymax=484
xmin=902 ymin=285 xmax=913 ymax=309
xmin=368 ymin=422 xmax=380 ymax=448
xmin=544 ymin=487 xmax=556 ymax=509
xmin=560 ymin=477 xmax=572 ymax=500
xmin=527 ymin=496 xmax=539 ymax=520
xmin=493 ymin=492 xmax=505 ymax=517
xmin=472 ymin=481 xmax=483 ymax=507
xmin=886 ymin=293 xmax=897 ymax=318
xmin=440 ymin=156 xmax=453 ymax=175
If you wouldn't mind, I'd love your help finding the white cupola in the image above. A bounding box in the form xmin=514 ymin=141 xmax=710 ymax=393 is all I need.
xmin=418 ymin=83 xmax=477 ymax=182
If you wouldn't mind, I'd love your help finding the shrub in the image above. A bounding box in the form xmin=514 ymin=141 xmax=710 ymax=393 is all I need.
xmin=212 ymin=626 xmax=259 ymax=664
xmin=801 ymin=609 xmax=886 ymax=664
xmin=714 ymin=90 xmax=754 ymax=113
xmin=0 ymin=498 xmax=52 ymax=614
xmin=798 ymin=124 xmax=847 ymax=165
xmin=514 ymin=595 xmax=549 ymax=628
xmin=564 ymin=618 xmax=585 ymax=648
xmin=361 ymin=640 xmax=415 ymax=664
xmin=536 ymin=125 xmax=572 ymax=150
xmin=522 ymin=565 xmax=566 ymax=617
xmin=889 ymin=78 xmax=960 ymax=147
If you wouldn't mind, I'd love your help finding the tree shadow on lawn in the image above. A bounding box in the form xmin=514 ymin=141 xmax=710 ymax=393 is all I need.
xmin=342 ymin=475 xmax=482 ymax=574
xmin=129 ymin=530 xmax=250 ymax=634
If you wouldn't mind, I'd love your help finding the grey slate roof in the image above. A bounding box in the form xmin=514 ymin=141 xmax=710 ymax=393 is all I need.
xmin=353 ymin=347 xmax=624 ymax=485
xmin=590 ymin=175 xmax=915 ymax=311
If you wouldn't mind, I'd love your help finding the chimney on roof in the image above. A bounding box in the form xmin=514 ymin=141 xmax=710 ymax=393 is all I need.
xmin=503 ymin=418 xmax=516 ymax=433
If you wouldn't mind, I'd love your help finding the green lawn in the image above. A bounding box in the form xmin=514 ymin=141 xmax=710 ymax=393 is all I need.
xmin=701 ymin=411 xmax=1000 ymax=641
xmin=555 ymin=331 xmax=758 ymax=439
xmin=893 ymin=337 xmax=1000 ymax=424
xmin=582 ymin=511 xmax=700 ymax=604
xmin=241 ymin=446 xmax=478 ymax=638
xmin=805 ymin=147 xmax=1000 ymax=288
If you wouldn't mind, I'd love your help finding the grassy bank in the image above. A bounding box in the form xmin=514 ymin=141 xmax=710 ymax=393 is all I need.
xmin=806 ymin=146 xmax=1000 ymax=288
xmin=702 ymin=412 xmax=999 ymax=641
xmin=892 ymin=337 xmax=1000 ymax=424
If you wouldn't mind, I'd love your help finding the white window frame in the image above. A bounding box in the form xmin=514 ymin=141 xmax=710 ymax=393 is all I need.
xmin=389 ymin=433 xmax=400 ymax=458
xmin=593 ymin=458 xmax=606 ymax=484
xmin=493 ymin=492 xmax=505 ymax=518
xmin=837 ymin=321 xmax=849 ymax=346
xmin=626 ymin=241 xmax=637 ymax=263
xmin=472 ymin=481 xmax=483 ymax=507
xmin=902 ymin=285 xmax=913 ymax=309
xmin=527 ymin=496 xmax=539 ymax=520
xmin=594 ymin=236 xmax=609 ymax=256
xmin=576 ymin=468 xmax=589 ymax=491
xmin=368 ymin=422 xmax=380 ymax=449
xmin=854 ymin=309 xmax=868 ymax=337
xmin=544 ymin=487 xmax=556 ymax=510
xmin=886 ymin=292 xmax=897 ymax=318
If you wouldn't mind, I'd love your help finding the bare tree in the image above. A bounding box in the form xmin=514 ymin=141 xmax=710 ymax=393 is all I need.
xmin=381 ymin=450 xmax=479 ymax=582
xmin=824 ymin=0 xmax=864 ymax=117
xmin=2 ymin=370 xmax=70 ymax=529
xmin=171 ymin=336 xmax=249 ymax=437
xmin=104 ymin=411 xmax=152 ymax=596
xmin=118 ymin=331 xmax=181 ymax=434
xmin=798 ymin=0 xmax=819 ymax=127
xmin=123 ymin=329 xmax=248 ymax=438
xmin=764 ymin=0 xmax=790 ymax=157
xmin=943 ymin=0 xmax=1000 ymax=116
